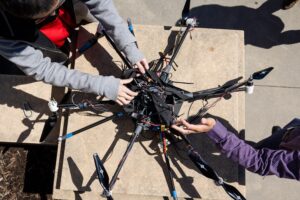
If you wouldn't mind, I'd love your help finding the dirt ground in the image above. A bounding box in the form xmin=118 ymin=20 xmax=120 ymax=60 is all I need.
xmin=0 ymin=146 xmax=57 ymax=200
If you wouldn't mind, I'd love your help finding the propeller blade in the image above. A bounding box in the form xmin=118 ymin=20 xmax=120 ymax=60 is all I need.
xmin=188 ymin=149 xmax=246 ymax=200
xmin=222 ymin=182 xmax=246 ymax=200
xmin=182 ymin=0 xmax=191 ymax=20
xmin=222 ymin=76 xmax=243 ymax=88
xmin=40 ymin=113 xmax=58 ymax=142
xmin=252 ymin=67 xmax=274 ymax=80
xmin=93 ymin=153 xmax=110 ymax=191
xmin=188 ymin=148 xmax=219 ymax=180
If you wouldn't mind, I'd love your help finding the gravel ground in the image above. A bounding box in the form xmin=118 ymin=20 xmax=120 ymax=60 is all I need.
xmin=0 ymin=146 xmax=57 ymax=200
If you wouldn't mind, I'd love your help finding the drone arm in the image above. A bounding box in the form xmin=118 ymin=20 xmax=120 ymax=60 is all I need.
xmin=160 ymin=131 xmax=178 ymax=200
xmin=109 ymin=124 xmax=143 ymax=191
xmin=168 ymin=24 xmax=193 ymax=68
xmin=58 ymin=114 xmax=120 ymax=141
xmin=165 ymin=77 xmax=246 ymax=102
xmin=160 ymin=24 xmax=193 ymax=82
xmin=184 ymin=79 xmax=251 ymax=102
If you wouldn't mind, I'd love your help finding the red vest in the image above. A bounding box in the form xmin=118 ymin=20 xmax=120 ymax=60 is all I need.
xmin=39 ymin=8 xmax=76 ymax=47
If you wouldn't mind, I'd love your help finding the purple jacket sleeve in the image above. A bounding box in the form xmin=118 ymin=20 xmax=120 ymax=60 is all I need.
xmin=207 ymin=120 xmax=300 ymax=181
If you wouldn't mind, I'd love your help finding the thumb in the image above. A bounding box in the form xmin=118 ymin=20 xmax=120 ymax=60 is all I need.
xmin=121 ymin=78 xmax=133 ymax=85
xmin=201 ymin=118 xmax=208 ymax=125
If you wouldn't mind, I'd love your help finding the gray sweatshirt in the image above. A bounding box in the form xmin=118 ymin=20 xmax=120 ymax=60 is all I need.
xmin=0 ymin=0 xmax=144 ymax=100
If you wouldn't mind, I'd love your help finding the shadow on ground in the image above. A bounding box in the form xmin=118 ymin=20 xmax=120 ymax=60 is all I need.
xmin=188 ymin=0 xmax=300 ymax=48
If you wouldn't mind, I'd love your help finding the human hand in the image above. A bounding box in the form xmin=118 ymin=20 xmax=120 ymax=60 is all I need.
xmin=171 ymin=118 xmax=216 ymax=134
xmin=134 ymin=58 xmax=149 ymax=74
xmin=116 ymin=78 xmax=138 ymax=105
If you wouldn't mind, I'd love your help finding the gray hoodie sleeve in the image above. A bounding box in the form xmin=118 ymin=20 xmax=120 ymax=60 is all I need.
xmin=0 ymin=0 xmax=143 ymax=100
xmin=0 ymin=39 xmax=120 ymax=100
xmin=81 ymin=0 xmax=144 ymax=64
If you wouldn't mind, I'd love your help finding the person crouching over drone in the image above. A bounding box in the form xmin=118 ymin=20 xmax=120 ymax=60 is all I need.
xmin=0 ymin=0 xmax=148 ymax=105
xmin=172 ymin=118 xmax=300 ymax=181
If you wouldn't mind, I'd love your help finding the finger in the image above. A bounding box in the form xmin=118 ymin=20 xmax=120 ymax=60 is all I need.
xmin=123 ymin=87 xmax=138 ymax=96
xmin=173 ymin=118 xmax=183 ymax=125
xmin=173 ymin=120 xmax=183 ymax=125
xmin=171 ymin=124 xmax=180 ymax=129
xmin=180 ymin=119 xmax=199 ymax=130
xmin=171 ymin=124 xmax=188 ymax=134
xmin=172 ymin=124 xmax=198 ymax=135
xmin=182 ymin=119 xmax=209 ymax=132
xmin=141 ymin=59 xmax=149 ymax=69
xmin=132 ymin=66 xmax=141 ymax=77
xmin=171 ymin=124 xmax=178 ymax=129
xmin=119 ymin=97 xmax=130 ymax=105
xmin=120 ymin=78 xmax=133 ymax=85
xmin=135 ymin=62 xmax=145 ymax=74
xmin=116 ymin=99 xmax=123 ymax=106
xmin=120 ymin=91 xmax=134 ymax=101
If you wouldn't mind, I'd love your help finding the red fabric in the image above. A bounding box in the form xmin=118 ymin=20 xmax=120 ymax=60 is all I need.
xmin=39 ymin=8 xmax=75 ymax=47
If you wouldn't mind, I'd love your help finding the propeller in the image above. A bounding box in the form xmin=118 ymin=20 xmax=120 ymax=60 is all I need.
xmin=188 ymin=148 xmax=246 ymax=200
xmin=182 ymin=0 xmax=191 ymax=21
xmin=93 ymin=153 xmax=113 ymax=200
xmin=251 ymin=67 xmax=274 ymax=80
xmin=222 ymin=182 xmax=246 ymax=200
xmin=222 ymin=76 xmax=243 ymax=88
xmin=40 ymin=113 xmax=58 ymax=142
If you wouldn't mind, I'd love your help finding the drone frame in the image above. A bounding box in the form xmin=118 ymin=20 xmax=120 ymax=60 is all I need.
xmin=51 ymin=1 xmax=275 ymax=199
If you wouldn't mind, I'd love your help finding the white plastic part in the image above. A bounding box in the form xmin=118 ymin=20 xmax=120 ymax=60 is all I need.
xmin=48 ymin=99 xmax=59 ymax=112
xmin=246 ymin=85 xmax=254 ymax=94
xmin=101 ymin=190 xmax=112 ymax=198
xmin=186 ymin=18 xmax=197 ymax=26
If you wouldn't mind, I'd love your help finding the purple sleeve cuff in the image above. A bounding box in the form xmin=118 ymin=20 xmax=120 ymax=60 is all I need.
xmin=207 ymin=120 xmax=229 ymax=143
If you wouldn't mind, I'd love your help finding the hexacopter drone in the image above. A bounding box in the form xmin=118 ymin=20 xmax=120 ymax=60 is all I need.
xmin=48 ymin=1 xmax=273 ymax=199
